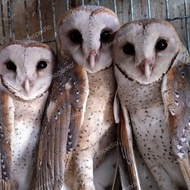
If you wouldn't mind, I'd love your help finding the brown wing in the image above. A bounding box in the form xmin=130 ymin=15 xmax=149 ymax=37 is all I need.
xmin=115 ymin=93 xmax=160 ymax=190
xmin=0 ymin=92 xmax=14 ymax=190
xmin=162 ymin=46 xmax=190 ymax=188
xmin=118 ymin=107 xmax=141 ymax=190
xmin=118 ymin=114 xmax=160 ymax=190
xmin=114 ymin=94 xmax=141 ymax=190
xmin=33 ymin=53 xmax=89 ymax=189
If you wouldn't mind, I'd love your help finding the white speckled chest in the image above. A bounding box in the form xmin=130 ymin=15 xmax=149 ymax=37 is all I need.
xmin=116 ymin=70 xmax=185 ymax=188
xmin=11 ymin=92 xmax=48 ymax=190
xmin=118 ymin=77 xmax=172 ymax=162
xmin=64 ymin=66 xmax=117 ymax=190
xmin=78 ymin=66 xmax=116 ymax=157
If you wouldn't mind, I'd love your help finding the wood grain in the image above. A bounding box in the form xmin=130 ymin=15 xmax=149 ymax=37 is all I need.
xmin=40 ymin=0 xmax=55 ymax=42
xmin=12 ymin=0 xmax=27 ymax=40
xmin=25 ymin=0 xmax=41 ymax=41
xmin=0 ymin=0 xmax=189 ymax=52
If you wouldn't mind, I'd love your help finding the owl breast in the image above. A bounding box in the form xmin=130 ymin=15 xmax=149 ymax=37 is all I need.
xmin=11 ymin=92 xmax=48 ymax=190
xmin=115 ymin=67 xmax=185 ymax=186
xmin=79 ymin=66 xmax=116 ymax=165
xmin=64 ymin=66 xmax=117 ymax=189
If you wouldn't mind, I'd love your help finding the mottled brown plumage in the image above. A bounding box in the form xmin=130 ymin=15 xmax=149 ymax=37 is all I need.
xmin=34 ymin=5 xmax=120 ymax=190
xmin=55 ymin=5 xmax=119 ymax=190
xmin=33 ymin=53 xmax=89 ymax=189
xmin=162 ymin=45 xmax=190 ymax=188
xmin=113 ymin=19 xmax=190 ymax=189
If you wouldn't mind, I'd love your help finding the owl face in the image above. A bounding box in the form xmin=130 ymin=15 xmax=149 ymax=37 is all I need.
xmin=0 ymin=41 xmax=55 ymax=101
xmin=113 ymin=19 xmax=181 ymax=84
xmin=57 ymin=6 xmax=120 ymax=73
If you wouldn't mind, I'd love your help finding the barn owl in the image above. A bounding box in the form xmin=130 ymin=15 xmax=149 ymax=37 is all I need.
xmin=0 ymin=40 xmax=55 ymax=190
xmin=113 ymin=19 xmax=190 ymax=189
xmin=33 ymin=5 xmax=120 ymax=190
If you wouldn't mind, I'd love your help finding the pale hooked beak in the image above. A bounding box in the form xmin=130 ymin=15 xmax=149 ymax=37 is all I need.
xmin=22 ymin=78 xmax=31 ymax=95
xmin=87 ymin=50 xmax=97 ymax=71
xmin=139 ymin=56 xmax=155 ymax=79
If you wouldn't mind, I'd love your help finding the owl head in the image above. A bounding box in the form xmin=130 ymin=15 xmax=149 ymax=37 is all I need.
xmin=57 ymin=5 xmax=120 ymax=73
xmin=0 ymin=40 xmax=55 ymax=101
xmin=113 ymin=19 xmax=181 ymax=84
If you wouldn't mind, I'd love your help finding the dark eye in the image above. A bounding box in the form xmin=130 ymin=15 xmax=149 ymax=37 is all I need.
xmin=69 ymin=30 xmax=82 ymax=44
xmin=123 ymin=43 xmax=135 ymax=55
xmin=37 ymin=61 xmax=47 ymax=70
xmin=6 ymin=61 xmax=17 ymax=72
xmin=155 ymin=39 xmax=168 ymax=51
xmin=100 ymin=30 xmax=112 ymax=43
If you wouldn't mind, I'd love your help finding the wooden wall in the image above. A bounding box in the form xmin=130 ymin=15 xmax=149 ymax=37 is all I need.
xmin=0 ymin=0 xmax=190 ymax=53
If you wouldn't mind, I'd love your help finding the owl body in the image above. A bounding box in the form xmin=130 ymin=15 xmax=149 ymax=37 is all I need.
xmin=56 ymin=5 xmax=120 ymax=190
xmin=78 ymin=66 xmax=116 ymax=158
xmin=113 ymin=19 xmax=189 ymax=189
xmin=11 ymin=93 xmax=48 ymax=189
xmin=71 ymin=66 xmax=116 ymax=188
xmin=0 ymin=41 xmax=55 ymax=189
xmin=115 ymin=66 xmax=185 ymax=189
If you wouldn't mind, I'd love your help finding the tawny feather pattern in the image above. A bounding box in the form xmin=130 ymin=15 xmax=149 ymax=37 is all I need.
xmin=162 ymin=44 xmax=190 ymax=188
xmin=34 ymin=53 xmax=89 ymax=189
xmin=113 ymin=19 xmax=190 ymax=190
xmin=40 ymin=5 xmax=120 ymax=190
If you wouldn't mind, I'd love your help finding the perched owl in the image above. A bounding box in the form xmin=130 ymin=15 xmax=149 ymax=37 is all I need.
xmin=113 ymin=19 xmax=190 ymax=189
xmin=34 ymin=5 xmax=120 ymax=190
xmin=0 ymin=40 xmax=55 ymax=190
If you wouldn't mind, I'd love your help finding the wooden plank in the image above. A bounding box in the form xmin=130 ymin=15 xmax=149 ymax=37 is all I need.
xmin=149 ymin=0 xmax=167 ymax=19
xmin=0 ymin=2 xmax=4 ymax=45
xmin=70 ymin=0 xmax=82 ymax=9
xmin=12 ymin=0 xmax=27 ymax=40
xmin=187 ymin=18 xmax=190 ymax=52
xmin=84 ymin=0 xmax=92 ymax=5
xmin=54 ymin=0 xmax=68 ymax=26
xmin=98 ymin=0 xmax=114 ymax=10
xmin=40 ymin=0 xmax=55 ymax=42
xmin=117 ymin=0 xmax=131 ymax=24
xmin=1 ymin=1 xmax=10 ymax=43
xmin=132 ymin=0 xmax=148 ymax=20
xmin=54 ymin=0 xmax=68 ymax=54
xmin=25 ymin=0 xmax=41 ymax=42
xmin=167 ymin=1 xmax=187 ymax=48
xmin=185 ymin=1 xmax=190 ymax=52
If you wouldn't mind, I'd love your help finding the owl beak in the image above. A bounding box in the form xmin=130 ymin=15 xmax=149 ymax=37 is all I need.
xmin=87 ymin=50 xmax=97 ymax=71
xmin=23 ymin=78 xmax=31 ymax=94
xmin=140 ymin=56 xmax=155 ymax=79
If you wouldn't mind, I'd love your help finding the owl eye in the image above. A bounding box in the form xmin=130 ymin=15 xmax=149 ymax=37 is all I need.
xmin=6 ymin=61 xmax=17 ymax=72
xmin=69 ymin=30 xmax=83 ymax=44
xmin=155 ymin=39 xmax=168 ymax=51
xmin=37 ymin=60 xmax=47 ymax=70
xmin=123 ymin=43 xmax=135 ymax=55
xmin=100 ymin=30 xmax=112 ymax=43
